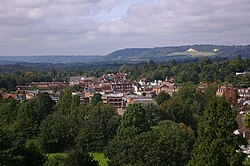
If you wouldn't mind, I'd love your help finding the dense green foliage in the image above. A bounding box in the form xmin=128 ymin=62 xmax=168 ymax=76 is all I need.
xmin=106 ymin=120 xmax=195 ymax=166
xmin=117 ymin=103 xmax=151 ymax=140
xmin=91 ymin=93 xmax=103 ymax=106
xmin=0 ymin=128 xmax=47 ymax=166
xmin=39 ymin=90 xmax=120 ymax=153
xmin=1 ymin=58 xmax=249 ymax=92
xmin=0 ymin=91 xmax=120 ymax=164
xmin=161 ymin=83 xmax=206 ymax=131
xmin=188 ymin=97 xmax=246 ymax=166
xmin=154 ymin=91 xmax=170 ymax=105
xmin=75 ymin=104 xmax=121 ymax=152
xmin=243 ymin=108 xmax=250 ymax=128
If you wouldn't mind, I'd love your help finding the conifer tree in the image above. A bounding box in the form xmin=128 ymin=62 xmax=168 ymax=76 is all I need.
xmin=188 ymin=97 xmax=246 ymax=166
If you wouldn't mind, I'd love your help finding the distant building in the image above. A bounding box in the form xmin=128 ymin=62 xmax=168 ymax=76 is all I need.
xmin=24 ymin=90 xmax=60 ymax=102
xmin=17 ymin=82 xmax=68 ymax=92
xmin=235 ymin=113 xmax=250 ymax=146
xmin=216 ymin=85 xmax=237 ymax=107
xmin=138 ymin=78 xmax=151 ymax=86
xmin=25 ymin=90 xmax=40 ymax=99
xmin=197 ymin=82 xmax=209 ymax=94
xmin=71 ymin=91 xmax=89 ymax=104
xmin=133 ymin=83 xmax=153 ymax=97
xmin=102 ymin=93 xmax=125 ymax=108
xmin=123 ymin=95 xmax=155 ymax=107
xmin=1 ymin=93 xmax=17 ymax=100
xmin=69 ymin=76 xmax=97 ymax=86
xmin=152 ymin=82 xmax=180 ymax=96
xmin=152 ymin=85 xmax=162 ymax=95
xmin=236 ymin=72 xmax=250 ymax=76
xmin=69 ymin=76 xmax=82 ymax=85
xmin=99 ymin=73 xmax=127 ymax=83
xmin=111 ymin=80 xmax=133 ymax=93
xmin=92 ymin=83 xmax=113 ymax=94
xmin=238 ymin=88 xmax=250 ymax=100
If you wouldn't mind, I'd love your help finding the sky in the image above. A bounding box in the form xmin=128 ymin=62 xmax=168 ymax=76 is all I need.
xmin=0 ymin=0 xmax=250 ymax=56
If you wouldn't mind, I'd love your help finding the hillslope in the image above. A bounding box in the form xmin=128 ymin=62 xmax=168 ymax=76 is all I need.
xmin=0 ymin=45 xmax=249 ymax=63
xmin=101 ymin=45 xmax=250 ymax=62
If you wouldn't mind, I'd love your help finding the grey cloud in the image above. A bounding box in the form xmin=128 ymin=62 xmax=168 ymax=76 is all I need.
xmin=0 ymin=0 xmax=250 ymax=56
xmin=121 ymin=0 xmax=250 ymax=35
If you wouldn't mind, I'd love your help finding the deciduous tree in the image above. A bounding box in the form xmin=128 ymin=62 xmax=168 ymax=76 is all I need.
xmin=91 ymin=93 xmax=102 ymax=106
xmin=154 ymin=91 xmax=170 ymax=105
xmin=117 ymin=103 xmax=150 ymax=140
xmin=106 ymin=120 xmax=195 ymax=166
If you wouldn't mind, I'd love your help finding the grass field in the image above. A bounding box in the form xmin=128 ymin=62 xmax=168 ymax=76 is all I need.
xmin=47 ymin=153 xmax=67 ymax=159
xmin=91 ymin=153 xmax=108 ymax=166
xmin=167 ymin=51 xmax=215 ymax=57
xmin=47 ymin=152 xmax=108 ymax=166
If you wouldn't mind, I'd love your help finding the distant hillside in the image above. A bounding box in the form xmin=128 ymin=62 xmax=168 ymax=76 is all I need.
xmin=102 ymin=45 xmax=250 ymax=62
xmin=0 ymin=45 xmax=249 ymax=63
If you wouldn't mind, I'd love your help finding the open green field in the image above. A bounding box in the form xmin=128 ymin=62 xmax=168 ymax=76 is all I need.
xmin=47 ymin=153 xmax=67 ymax=159
xmin=47 ymin=152 xmax=108 ymax=166
xmin=167 ymin=51 xmax=215 ymax=57
xmin=91 ymin=153 xmax=108 ymax=166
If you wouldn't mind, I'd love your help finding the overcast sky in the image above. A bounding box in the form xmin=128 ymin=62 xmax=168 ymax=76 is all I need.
xmin=0 ymin=0 xmax=250 ymax=56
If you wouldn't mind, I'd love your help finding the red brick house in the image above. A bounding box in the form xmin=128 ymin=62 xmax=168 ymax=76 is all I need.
xmin=216 ymin=85 xmax=237 ymax=106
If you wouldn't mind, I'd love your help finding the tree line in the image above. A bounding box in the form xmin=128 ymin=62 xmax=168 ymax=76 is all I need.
xmin=1 ymin=57 xmax=250 ymax=92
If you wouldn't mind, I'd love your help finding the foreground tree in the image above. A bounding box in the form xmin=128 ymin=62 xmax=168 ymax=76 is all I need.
xmin=117 ymin=103 xmax=150 ymax=140
xmin=75 ymin=104 xmax=120 ymax=152
xmin=0 ymin=99 xmax=18 ymax=127
xmin=39 ymin=112 xmax=74 ymax=152
xmin=56 ymin=88 xmax=72 ymax=114
xmin=161 ymin=83 xmax=206 ymax=130
xmin=0 ymin=128 xmax=46 ymax=166
xmin=11 ymin=93 xmax=55 ymax=144
xmin=106 ymin=120 xmax=195 ymax=166
xmin=188 ymin=97 xmax=246 ymax=166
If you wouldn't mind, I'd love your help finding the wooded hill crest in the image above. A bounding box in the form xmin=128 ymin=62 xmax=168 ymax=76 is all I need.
xmin=1 ymin=44 xmax=250 ymax=63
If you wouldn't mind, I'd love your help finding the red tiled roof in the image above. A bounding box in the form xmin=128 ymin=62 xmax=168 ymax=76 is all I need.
xmin=1 ymin=94 xmax=9 ymax=99
xmin=9 ymin=94 xmax=17 ymax=99
xmin=1 ymin=94 xmax=17 ymax=100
